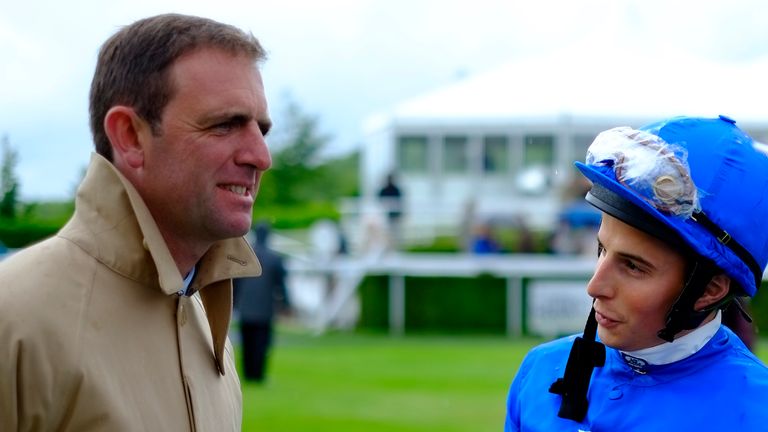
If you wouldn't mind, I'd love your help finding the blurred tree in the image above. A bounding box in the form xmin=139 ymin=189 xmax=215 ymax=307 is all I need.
xmin=0 ymin=135 xmax=20 ymax=219
xmin=261 ymin=98 xmax=329 ymax=205
xmin=258 ymin=95 xmax=358 ymax=208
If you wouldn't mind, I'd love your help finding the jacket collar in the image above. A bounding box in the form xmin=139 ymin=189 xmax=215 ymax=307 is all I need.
xmin=61 ymin=153 xmax=262 ymax=292
xmin=60 ymin=153 xmax=262 ymax=373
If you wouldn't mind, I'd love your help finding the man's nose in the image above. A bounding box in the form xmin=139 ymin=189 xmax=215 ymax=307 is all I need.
xmin=586 ymin=256 xmax=612 ymax=299
xmin=237 ymin=123 xmax=272 ymax=170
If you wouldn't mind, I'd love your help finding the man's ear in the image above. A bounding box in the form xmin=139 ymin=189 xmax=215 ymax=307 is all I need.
xmin=103 ymin=106 xmax=151 ymax=169
xmin=694 ymin=274 xmax=731 ymax=311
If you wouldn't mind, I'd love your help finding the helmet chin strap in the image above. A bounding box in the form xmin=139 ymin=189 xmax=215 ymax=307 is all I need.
xmin=657 ymin=261 xmax=720 ymax=342
xmin=549 ymin=305 xmax=605 ymax=422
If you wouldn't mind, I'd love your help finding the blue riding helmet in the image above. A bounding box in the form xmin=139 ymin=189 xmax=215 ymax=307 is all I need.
xmin=576 ymin=115 xmax=768 ymax=296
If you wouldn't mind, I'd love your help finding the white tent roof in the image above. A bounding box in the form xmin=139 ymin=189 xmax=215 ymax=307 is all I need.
xmin=373 ymin=48 xmax=768 ymax=128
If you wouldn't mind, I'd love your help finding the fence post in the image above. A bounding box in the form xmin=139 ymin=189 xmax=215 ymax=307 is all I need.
xmin=389 ymin=274 xmax=405 ymax=335
xmin=506 ymin=276 xmax=523 ymax=337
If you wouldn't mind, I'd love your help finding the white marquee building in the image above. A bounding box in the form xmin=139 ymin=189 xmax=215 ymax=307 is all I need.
xmin=351 ymin=50 xmax=768 ymax=244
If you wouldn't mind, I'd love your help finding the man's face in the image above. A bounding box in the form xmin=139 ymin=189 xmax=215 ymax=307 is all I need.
xmin=587 ymin=214 xmax=687 ymax=351
xmin=138 ymin=47 xmax=271 ymax=247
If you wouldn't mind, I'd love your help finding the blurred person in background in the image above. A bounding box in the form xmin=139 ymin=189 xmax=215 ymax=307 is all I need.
xmin=234 ymin=222 xmax=291 ymax=383
xmin=513 ymin=214 xmax=535 ymax=253
xmin=470 ymin=221 xmax=501 ymax=254
xmin=0 ymin=14 xmax=270 ymax=431
xmin=378 ymin=172 xmax=404 ymax=250
xmin=505 ymin=116 xmax=768 ymax=430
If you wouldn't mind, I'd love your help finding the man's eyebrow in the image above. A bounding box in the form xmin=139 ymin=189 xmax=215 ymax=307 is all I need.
xmin=616 ymin=251 xmax=657 ymax=270
xmin=198 ymin=112 xmax=272 ymax=135
xmin=198 ymin=111 xmax=251 ymax=125
xmin=597 ymin=233 xmax=657 ymax=270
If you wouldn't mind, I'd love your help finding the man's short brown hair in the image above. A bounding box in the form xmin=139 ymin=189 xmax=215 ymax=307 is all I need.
xmin=89 ymin=14 xmax=267 ymax=161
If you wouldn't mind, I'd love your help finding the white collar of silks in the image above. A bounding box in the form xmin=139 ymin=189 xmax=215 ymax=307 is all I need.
xmin=620 ymin=310 xmax=722 ymax=373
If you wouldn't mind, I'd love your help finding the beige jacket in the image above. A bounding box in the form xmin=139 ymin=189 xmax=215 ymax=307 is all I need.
xmin=0 ymin=154 xmax=261 ymax=431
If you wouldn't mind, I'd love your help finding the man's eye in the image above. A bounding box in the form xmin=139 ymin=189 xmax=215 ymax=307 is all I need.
xmin=624 ymin=260 xmax=645 ymax=274
xmin=211 ymin=116 xmax=248 ymax=134
xmin=212 ymin=122 xmax=235 ymax=134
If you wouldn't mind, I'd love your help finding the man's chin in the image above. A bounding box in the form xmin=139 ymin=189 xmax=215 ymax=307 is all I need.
xmin=215 ymin=217 xmax=253 ymax=240
xmin=596 ymin=328 xmax=621 ymax=349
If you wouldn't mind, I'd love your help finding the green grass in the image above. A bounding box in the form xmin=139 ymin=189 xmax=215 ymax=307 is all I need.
xmin=239 ymin=328 xmax=540 ymax=432
xmin=239 ymin=328 xmax=768 ymax=432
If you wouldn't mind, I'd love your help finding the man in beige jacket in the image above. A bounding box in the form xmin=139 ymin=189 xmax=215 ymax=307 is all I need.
xmin=0 ymin=14 xmax=271 ymax=431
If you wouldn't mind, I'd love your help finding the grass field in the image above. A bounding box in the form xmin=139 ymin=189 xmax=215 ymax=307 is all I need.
xmin=239 ymin=328 xmax=540 ymax=432
xmin=239 ymin=328 xmax=768 ymax=432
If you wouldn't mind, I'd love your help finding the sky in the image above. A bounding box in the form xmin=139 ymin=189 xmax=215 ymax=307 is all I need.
xmin=3 ymin=0 xmax=768 ymax=200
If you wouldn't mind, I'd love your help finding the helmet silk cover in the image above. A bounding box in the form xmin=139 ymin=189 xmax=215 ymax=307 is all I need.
xmin=586 ymin=127 xmax=700 ymax=218
xmin=576 ymin=116 xmax=768 ymax=296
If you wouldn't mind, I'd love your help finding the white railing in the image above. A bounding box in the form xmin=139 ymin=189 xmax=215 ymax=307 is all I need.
xmin=286 ymin=252 xmax=598 ymax=336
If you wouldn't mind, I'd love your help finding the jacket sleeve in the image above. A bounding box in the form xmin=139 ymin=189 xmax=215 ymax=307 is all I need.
xmin=0 ymin=335 xmax=20 ymax=431
xmin=0 ymin=295 xmax=82 ymax=432
xmin=0 ymin=330 xmax=65 ymax=432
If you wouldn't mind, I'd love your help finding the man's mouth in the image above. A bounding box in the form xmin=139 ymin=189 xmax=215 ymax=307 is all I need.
xmin=222 ymin=184 xmax=250 ymax=196
xmin=594 ymin=310 xmax=619 ymax=326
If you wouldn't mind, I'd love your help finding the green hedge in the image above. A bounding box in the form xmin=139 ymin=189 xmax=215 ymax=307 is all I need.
xmin=358 ymin=275 xmax=507 ymax=334
xmin=0 ymin=201 xmax=74 ymax=248
xmin=0 ymin=200 xmax=339 ymax=249
xmin=358 ymin=276 xmax=390 ymax=330
xmin=252 ymin=202 xmax=340 ymax=230
xmin=0 ymin=220 xmax=61 ymax=248
xmin=359 ymin=275 xmax=768 ymax=336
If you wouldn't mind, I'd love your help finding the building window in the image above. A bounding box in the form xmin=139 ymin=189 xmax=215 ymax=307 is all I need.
xmin=483 ymin=135 xmax=509 ymax=174
xmin=572 ymin=135 xmax=594 ymax=163
xmin=443 ymin=135 xmax=468 ymax=173
xmin=517 ymin=134 xmax=555 ymax=194
xmin=397 ymin=135 xmax=429 ymax=173
xmin=523 ymin=135 xmax=555 ymax=167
